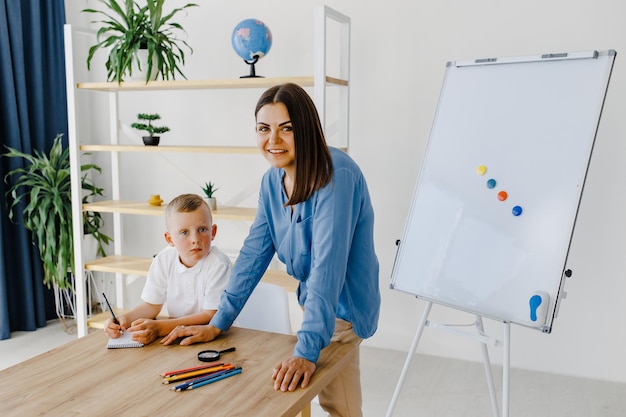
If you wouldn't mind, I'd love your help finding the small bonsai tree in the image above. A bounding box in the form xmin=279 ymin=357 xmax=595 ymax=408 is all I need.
xmin=202 ymin=181 xmax=219 ymax=198
xmin=131 ymin=113 xmax=170 ymax=138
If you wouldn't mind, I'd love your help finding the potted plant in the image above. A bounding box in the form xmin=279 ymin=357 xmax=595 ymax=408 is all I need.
xmin=3 ymin=134 xmax=112 ymax=291
xmin=83 ymin=0 xmax=198 ymax=83
xmin=202 ymin=181 xmax=219 ymax=210
xmin=131 ymin=113 xmax=170 ymax=145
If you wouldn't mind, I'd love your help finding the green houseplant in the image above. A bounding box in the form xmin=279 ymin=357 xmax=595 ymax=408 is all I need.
xmin=3 ymin=134 xmax=112 ymax=289
xmin=202 ymin=181 xmax=218 ymax=210
xmin=131 ymin=113 xmax=170 ymax=145
xmin=83 ymin=0 xmax=198 ymax=83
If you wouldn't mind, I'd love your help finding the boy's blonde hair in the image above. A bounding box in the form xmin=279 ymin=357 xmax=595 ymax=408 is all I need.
xmin=165 ymin=193 xmax=211 ymax=219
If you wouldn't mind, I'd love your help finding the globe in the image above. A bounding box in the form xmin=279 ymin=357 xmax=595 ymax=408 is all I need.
xmin=231 ymin=18 xmax=272 ymax=78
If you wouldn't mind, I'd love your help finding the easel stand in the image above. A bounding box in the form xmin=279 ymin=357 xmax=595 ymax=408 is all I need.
xmin=385 ymin=301 xmax=511 ymax=417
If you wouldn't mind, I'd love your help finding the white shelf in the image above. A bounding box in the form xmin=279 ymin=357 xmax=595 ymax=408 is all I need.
xmin=65 ymin=5 xmax=351 ymax=337
xmin=76 ymin=76 xmax=347 ymax=92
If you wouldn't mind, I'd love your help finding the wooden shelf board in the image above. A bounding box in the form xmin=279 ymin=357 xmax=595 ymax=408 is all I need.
xmin=86 ymin=255 xmax=153 ymax=275
xmin=85 ymin=255 xmax=297 ymax=292
xmin=87 ymin=308 xmax=128 ymax=329
xmin=83 ymin=200 xmax=256 ymax=220
xmin=80 ymin=144 xmax=261 ymax=154
xmin=76 ymin=76 xmax=347 ymax=92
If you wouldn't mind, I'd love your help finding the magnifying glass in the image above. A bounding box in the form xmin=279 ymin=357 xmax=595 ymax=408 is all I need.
xmin=197 ymin=347 xmax=236 ymax=362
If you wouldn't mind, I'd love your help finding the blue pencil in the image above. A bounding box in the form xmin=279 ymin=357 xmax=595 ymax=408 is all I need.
xmin=174 ymin=367 xmax=242 ymax=392
xmin=171 ymin=367 xmax=236 ymax=391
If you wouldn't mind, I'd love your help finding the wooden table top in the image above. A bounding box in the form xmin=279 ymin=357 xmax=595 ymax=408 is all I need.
xmin=0 ymin=327 xmax=357 ymax=417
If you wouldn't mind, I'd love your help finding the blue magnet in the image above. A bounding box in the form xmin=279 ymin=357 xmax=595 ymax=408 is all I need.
xmin=529 ymin=291 xmax=549 ymax=325
xmin=512 ymin=205 xmax=523 ymax=216
xmin=486 ymin=179 xmax=496 ymax=189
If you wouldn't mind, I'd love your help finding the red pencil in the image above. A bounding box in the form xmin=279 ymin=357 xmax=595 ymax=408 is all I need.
xmin=160 ymin=362 xmax=225 ymax=377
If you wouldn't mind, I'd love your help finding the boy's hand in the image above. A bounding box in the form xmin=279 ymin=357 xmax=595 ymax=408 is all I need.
xmin=103 ymin=317 xmax=129 ymax=338
xmin=127 ymin=318 xmax=160 ymax=345
xmin=160 ymin=324 xmax=221 ymax=346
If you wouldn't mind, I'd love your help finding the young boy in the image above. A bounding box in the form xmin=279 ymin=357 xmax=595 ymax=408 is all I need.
xmin=103 ymin=193 xmax=231 ymax=345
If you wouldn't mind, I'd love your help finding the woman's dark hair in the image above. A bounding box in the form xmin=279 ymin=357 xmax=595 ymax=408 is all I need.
xmin=255 ymin=83 xmax=333 ymax=206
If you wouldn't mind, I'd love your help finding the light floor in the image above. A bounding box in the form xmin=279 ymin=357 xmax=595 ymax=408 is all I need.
xmin=1 ymin=320 xmax=625 ymax=417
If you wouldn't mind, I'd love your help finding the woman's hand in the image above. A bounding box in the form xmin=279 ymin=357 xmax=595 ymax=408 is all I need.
xmin=272 ymin=356 xmax=316 ymax=391
xmin=160 ymin=324 xmax=222 ymax=346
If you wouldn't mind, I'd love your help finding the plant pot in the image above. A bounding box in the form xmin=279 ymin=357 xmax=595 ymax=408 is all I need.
xmin=206 ymin=197 xmax=217 ymax=210
xmin=130 ymin=49 xmax=159 ymax=82
xmin=143 ymin=136 xmax=160 ymax=146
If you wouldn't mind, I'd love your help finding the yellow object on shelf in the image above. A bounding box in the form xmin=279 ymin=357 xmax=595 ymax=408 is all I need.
xmin=148 ymin=194 xmax=163 ymax=206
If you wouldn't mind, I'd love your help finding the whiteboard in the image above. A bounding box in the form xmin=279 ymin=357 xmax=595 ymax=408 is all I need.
xmin=390 ymin=50 xmax=616 ymax=332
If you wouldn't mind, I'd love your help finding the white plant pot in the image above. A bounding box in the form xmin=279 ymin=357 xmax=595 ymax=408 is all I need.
xmin=130 ymin=49 xmax=158 ymax=81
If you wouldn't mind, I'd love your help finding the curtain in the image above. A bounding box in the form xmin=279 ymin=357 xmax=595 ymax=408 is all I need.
xmin=0 ymin=0 xmax=67 ymax=340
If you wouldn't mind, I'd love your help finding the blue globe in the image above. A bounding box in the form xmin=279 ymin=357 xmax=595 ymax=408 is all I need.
xmin=231 ymin=19 xmax=273 ymax=62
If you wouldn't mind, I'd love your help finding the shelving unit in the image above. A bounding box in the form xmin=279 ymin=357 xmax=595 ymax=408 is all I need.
xmin=65 ymin=5 xmax=351 ymax=337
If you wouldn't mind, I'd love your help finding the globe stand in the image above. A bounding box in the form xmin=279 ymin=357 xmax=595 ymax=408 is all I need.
xmin=240 ymin=55 xmax=264 ymax=78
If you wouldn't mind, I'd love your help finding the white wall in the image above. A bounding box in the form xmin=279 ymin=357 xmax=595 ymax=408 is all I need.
xmin=66 ymin=1 xmax=626 ymax=383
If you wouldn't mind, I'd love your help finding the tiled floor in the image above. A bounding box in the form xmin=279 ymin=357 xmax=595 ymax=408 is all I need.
xmin=2 ymin=320 xmax=625 ymax=416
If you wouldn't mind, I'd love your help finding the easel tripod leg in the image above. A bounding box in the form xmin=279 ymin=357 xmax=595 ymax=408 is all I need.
xmin=476 ymin=316 xmax=500 ymax=417
xmin=385 ymin=301 xmax=433 ymax=417
xmin=502 ymin=322 xmax=510 ymax=417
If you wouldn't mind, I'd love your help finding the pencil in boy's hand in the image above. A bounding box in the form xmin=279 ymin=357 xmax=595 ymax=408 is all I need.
xmin=102 ymin=292 xmax=119 ymax=325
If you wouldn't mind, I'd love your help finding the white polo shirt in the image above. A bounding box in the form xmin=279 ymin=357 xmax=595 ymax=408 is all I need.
xmin=141 ymin=245 xmax=231 ymax=318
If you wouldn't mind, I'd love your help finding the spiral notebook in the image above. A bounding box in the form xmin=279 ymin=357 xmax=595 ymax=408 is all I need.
xmin=106 ymin=331 xmax=144 ymax=349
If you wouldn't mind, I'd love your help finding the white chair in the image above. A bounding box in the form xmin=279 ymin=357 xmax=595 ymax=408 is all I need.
xmin=235 ymin=282 xmax=292 ymax=335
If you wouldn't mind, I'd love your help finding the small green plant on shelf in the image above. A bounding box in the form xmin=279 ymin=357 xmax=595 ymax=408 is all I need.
xmin=131 ymin=113 xmax=170 ymax=146
xmin=202 ymin=181 xmax=219 ymax=198
xmin=202 ymin=181 xmax=218 ymax=210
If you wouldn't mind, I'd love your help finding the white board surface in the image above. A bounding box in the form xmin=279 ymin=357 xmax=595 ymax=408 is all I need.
xmin=390 ymin=50 xmax=615 ymax=332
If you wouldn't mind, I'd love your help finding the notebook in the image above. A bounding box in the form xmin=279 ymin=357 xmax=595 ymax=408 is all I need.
xmin=106 ymin=331 xmax=144 ymax=349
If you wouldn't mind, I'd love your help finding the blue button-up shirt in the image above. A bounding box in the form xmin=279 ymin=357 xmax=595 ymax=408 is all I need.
xmin=211 ymin=147 xmax=380 ymax=363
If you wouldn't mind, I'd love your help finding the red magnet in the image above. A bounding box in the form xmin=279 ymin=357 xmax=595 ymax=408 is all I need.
xmin=497 ymin=191 xmax=508 ymax=201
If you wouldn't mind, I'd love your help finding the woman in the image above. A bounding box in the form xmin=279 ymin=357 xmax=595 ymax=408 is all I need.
xmin=162 ymin=83 xmax=380 ymax=417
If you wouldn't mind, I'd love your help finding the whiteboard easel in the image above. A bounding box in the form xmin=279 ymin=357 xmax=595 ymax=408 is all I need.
xmin=387 ymin=49 xmax=615 ymax=416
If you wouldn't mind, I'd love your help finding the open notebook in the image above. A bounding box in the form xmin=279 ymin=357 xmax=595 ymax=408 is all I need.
xmin=106 ymin=331 xmax=144 ymax=349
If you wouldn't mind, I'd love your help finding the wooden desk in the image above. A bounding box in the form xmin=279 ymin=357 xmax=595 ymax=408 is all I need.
xmin=0 ymin=327 xmax=357 ymax=417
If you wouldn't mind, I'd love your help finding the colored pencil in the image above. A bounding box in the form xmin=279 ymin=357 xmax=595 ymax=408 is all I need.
xmin=161 ymin=364 xmax=234 ymax=384
xmin=160 ymin=363 xmax=225 ymax=377
xmin=171 ymin=367 xmax=239 ymax=391
xmin=174 ymin=367 xmax=242 ymax=392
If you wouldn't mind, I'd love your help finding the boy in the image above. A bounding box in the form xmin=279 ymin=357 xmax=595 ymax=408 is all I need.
xmin=104 ymin=193 xmax=231 ymax=345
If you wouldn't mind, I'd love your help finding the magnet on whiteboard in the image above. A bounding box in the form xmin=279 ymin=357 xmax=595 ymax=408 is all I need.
xmin=529 ymin=291 xmax=549 ymax=325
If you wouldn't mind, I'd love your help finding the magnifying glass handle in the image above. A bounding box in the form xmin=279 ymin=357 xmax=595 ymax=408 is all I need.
xmin=220 ymin=347 xmax=236 ymax=354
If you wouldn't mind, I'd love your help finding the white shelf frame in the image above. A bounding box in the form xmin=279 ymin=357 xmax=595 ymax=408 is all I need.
xmin=65 ymin=5 xmax=350 ymax=337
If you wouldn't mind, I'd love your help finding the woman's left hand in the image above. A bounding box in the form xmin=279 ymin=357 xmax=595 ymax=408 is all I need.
xmin=272 ymin=356 xmax=316 ymax=391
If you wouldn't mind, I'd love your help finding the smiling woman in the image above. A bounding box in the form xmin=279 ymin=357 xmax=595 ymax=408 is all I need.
xmin=160 ymin=83 xmax=380 ymax=417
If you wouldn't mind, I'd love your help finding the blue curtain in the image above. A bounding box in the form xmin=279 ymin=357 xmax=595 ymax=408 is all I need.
xmin=0 ymin=0 xmax=67 ymax=339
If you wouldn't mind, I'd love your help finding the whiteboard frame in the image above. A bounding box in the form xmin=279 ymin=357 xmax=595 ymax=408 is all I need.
xmin=390 ymin=50 xmax=616 ymax=332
